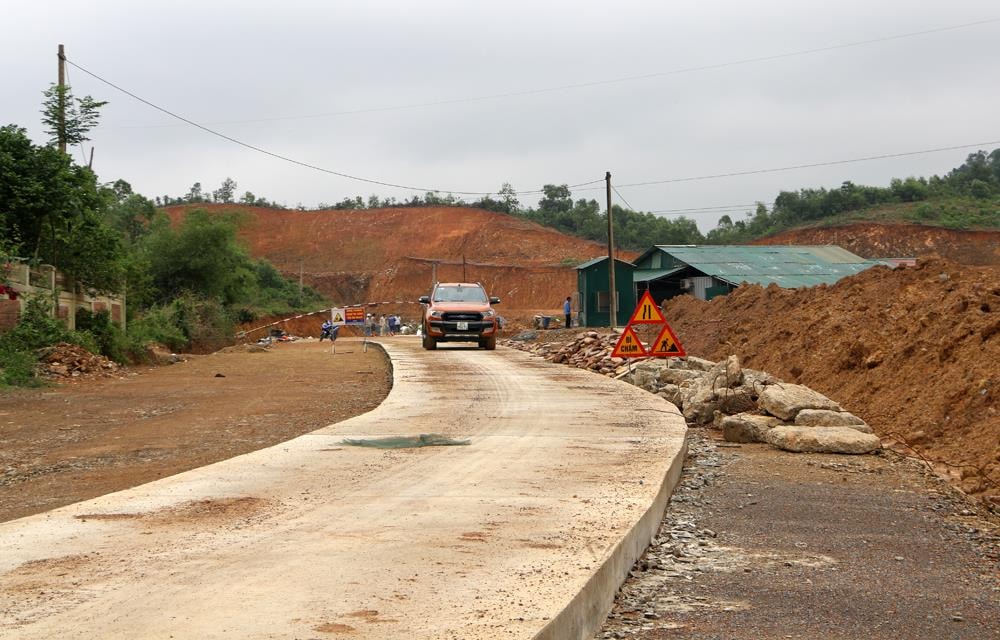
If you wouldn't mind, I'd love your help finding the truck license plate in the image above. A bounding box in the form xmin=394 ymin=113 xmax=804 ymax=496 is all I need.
xmin=456 ymin=321 xmax=469 ymax=330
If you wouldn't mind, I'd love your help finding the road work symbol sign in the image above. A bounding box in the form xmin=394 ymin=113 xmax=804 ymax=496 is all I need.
xmin=331 ymin=308 xmax=346 ymax=326
xmin=611 ymin=325 xmax=648 ymax=358
xmin=649 ymin=323 xmax=686 ymax=357
xmin=344 ymin=307 xmax=365 ymax=325
xmin=628 ymin=291 xmax=666 ymax=324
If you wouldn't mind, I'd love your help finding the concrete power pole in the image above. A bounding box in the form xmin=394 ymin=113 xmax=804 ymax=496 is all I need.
xmin=606 ymin=171 xmax=617 ymax=329
xmin=57 ymin=44 xmax=66 ymax=155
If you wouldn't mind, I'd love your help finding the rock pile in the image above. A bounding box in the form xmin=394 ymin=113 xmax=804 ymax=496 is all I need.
xmin=505 ymin=330 xmax=626 ymax=375
xmin=508 ymin=332 xmax=880 ymax=455
xmin=37 ymin=342 xmax=120 ymax=379
xmin=626 ymin=355 xmax=880 ymax=455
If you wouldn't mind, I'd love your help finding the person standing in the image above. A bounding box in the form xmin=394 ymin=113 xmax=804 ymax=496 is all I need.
xmin=563 ymin=296 xmax=572 ymax=328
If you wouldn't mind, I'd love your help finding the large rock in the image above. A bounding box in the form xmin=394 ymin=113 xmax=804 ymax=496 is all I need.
xmin=721 ymin=413 xmax=783 ymax=443
xmin=657 ymin=384 xmax=683 ymax=408
xmin=704 ymin=355 xmax=743 ymax=390
xmin=658 ymin=368 xmax=703 ymax=386
xmin=759 ymin=384 xmax=841 ymax=420
xmin=765 ymin=425 xmax=881 ymax=454
xmin=680 ymin=356 xmax=716 ymax=372
xmin=795 ymin=409 xmax=873 ymax=433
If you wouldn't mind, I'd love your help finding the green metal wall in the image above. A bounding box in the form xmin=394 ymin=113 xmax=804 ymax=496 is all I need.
xmin=577 ymin=259 xmax=635 ymax=327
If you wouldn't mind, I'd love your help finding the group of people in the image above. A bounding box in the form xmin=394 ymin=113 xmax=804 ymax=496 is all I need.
xmin=322 ymin=313 xmax=403 ymax=341
xmin=365 ymin=313 xmax=401 ymax=337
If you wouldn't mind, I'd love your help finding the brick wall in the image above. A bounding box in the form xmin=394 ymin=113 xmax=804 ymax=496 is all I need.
xmin=0 ymin=300 xmax=20 ymax=331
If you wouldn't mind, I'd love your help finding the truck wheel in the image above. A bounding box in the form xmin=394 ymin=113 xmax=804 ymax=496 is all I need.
xmin=480 ymin=336 xmax=496 ymax=350
xmin=422 ymin=333 xmax=437 ymax=350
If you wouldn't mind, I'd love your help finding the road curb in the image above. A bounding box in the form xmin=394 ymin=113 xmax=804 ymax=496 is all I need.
xmin=534 ymin=432 xmax=687 ymax=640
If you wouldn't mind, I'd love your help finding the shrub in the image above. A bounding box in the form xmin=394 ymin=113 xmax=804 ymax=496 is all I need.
xmin=75 ymin=308 xmax=128 ymax=363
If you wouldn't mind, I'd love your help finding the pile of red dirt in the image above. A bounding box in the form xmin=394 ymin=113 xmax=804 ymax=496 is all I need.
xmin=663 ymin=256 xmax=1000 ymax=502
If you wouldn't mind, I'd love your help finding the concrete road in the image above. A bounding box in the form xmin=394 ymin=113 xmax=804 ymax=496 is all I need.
xmin=0 ymin=339 xmax=686 ymax=639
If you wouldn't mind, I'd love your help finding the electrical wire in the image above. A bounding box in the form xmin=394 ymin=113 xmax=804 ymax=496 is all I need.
xmin=565 ymin=140 xmax=1000 ymax=198
xmin=66 ymin=57 xmax=599 ymax=197
xmin=107 ymin=17 xmax=1000 ymax=130
xmin=611 ymin=185 xmax=636 ymax=212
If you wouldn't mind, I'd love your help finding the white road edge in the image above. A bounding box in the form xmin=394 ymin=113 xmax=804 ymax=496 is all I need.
xmin=0 ymin=339 xmax=687 ymax=639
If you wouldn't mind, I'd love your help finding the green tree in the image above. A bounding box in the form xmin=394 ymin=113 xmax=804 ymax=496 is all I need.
xmin=40 ymin=84 xmax=107 ymax=149
xmin=140 ymin=209 xmax=254 ymax=305
xmin=212 ymin=177 xmax=237 ymax=203
xmin=0 ymin=125 xmax=123 ymax=291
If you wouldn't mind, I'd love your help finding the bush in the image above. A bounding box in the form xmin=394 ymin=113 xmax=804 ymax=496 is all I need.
xmin=125 ymin=305 xmax=189 ymax=354
xmin=0 ymin=344 xmax=42 ymax=387
xmin=75 ymin=308 xmax=128 ymax=363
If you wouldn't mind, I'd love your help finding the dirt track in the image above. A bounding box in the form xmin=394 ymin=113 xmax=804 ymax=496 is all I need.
xmin=0 ymin=340 xmax=390 ymax=523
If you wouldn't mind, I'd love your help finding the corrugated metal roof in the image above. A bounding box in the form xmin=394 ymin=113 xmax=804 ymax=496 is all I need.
xmin=575 ymin=256 xmax=635 ymax=270
xmin=638 ymin=245 xmax=879 ymax=288
xmin=632 ymin=266 xmax=685 ymax=282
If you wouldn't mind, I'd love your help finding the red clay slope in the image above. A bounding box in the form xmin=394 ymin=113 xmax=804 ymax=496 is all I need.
xmin=664 ymin=256 xmax=1000 ymax=502
xmin=753 ymin=222 xmax=1000 ymax=265
xmin=162 ymin=205 xmax=622 ymax=313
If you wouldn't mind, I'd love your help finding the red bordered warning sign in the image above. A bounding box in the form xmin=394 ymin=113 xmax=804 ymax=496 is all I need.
xmin=649 ymin=323 xmax=686 ymax=357
xmin=627 ymin=291 xmax=666 ymax=324
xmin=611 ymin=325 xmax=648 ymax=358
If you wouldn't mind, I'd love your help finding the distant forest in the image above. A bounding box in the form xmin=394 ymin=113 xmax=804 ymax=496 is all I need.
xmin=163 ymin=149 xmax=1000 ymax=251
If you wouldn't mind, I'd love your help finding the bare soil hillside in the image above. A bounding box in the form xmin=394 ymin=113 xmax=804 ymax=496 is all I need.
xmin=163 ymin=205 xmax=620 ymax=315
xmin=663 ymin=256 xmax=1000 ymax=502
xmin=754 ymin=222 xmax=1000 ymax=265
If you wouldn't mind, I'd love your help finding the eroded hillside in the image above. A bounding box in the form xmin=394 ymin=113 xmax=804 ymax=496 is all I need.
xmin=754 ymin=222 xmax=1000 ymax=265
xmin=163 ymin=205 xmax=620 ymax=313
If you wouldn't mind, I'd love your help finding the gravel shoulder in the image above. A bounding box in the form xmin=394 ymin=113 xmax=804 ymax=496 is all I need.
xmin=599 ymin=431 xmax=1000 ymax=639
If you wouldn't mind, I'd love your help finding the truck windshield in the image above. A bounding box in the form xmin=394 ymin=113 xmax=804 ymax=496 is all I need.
xmin=433 ymin=286 xmax=488 ymax=303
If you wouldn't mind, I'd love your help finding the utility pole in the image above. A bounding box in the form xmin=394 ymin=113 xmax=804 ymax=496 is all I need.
xmin=57 ymin=44 xmax=66 ymax=155
xmin=606 ymin=171 xmax=617 ymax=329
xmin=462 ymin=254 xmax=467 ymax=282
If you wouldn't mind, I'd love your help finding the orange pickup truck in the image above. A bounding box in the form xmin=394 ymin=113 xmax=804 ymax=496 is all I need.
xmin=418 ymin=282 xmax=500 ymax=350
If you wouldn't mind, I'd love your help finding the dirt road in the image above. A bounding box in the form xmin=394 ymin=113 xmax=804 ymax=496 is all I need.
xmin=0 ymin=340 xmax=391 ymax=523
xmin=0 ymin=339 xmax=687 ymax=639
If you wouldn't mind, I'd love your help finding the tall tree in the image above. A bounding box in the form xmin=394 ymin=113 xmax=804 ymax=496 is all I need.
xmin=40 ymin=84 xmax=107 ymax=150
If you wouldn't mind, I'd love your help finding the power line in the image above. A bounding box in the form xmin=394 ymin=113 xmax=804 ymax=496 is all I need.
xmin=107 ymin=17 xmax=1000 ymax=130
xmin=66 ymin=57 xmax=600 ymax=197
xmin=570 ymin=140 xmax=1000 ymax=195
xmin=611 ymin=185 xmax=636 ymax=212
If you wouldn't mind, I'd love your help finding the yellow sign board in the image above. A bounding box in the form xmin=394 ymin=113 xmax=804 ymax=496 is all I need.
xmin=611 ymin=325 xmax=648 ymax=358
xmin=649 ymin=323 xmax=686 ymax=357
xmin=627 ymin=291 xmax=666 ymax=324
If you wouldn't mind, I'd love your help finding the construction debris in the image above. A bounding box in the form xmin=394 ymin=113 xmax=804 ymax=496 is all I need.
xmin=37 ymin=342 xmax=120 ymax=379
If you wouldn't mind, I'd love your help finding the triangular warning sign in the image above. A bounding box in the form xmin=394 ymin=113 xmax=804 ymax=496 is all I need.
xmin=649 ymin=323 xmax=686 ymax=357
xmin=628 ymin=291 xmax=666 ymax=324
xmin=611 ymin=325 xmax=648 ymax=358
xmin=333 ymin=313 xmax=343 ymax=323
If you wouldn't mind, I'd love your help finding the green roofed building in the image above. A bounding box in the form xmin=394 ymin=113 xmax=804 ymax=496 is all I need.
xmin=631 ymin=245 xmax=885 ymax=305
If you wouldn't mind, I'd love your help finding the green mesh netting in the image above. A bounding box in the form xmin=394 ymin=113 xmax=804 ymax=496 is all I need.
xmin=341 ymin=433 xmax=471 ymax=449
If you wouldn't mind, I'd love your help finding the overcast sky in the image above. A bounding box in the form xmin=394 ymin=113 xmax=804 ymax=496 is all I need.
xmin=3 ymin=1 xmax=998 ymax=231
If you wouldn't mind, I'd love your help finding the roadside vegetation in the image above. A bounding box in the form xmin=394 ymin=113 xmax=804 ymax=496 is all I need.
xmin=1 ymin=112 xmax=326 ymax=386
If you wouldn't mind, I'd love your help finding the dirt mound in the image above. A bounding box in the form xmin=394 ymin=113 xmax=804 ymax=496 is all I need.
xmin=37 ymin=343 xmax=121 ymax=380
xmin=162 ymin=205 xmax=618 ymax=313
xmin=754 ymin=222 xmax=1000 ymax=265
xmin=662 ymin=256 xmax=1000 ymax=501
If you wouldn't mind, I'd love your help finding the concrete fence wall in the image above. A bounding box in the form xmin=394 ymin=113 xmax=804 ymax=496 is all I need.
xmin=1 ymin=261 xmax=125 ymax=333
